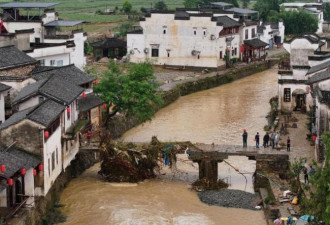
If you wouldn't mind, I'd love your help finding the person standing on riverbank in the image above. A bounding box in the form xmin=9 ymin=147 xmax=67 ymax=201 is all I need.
xmin=263 ymin=132 xmax=270 ymax=147
xmin=255 ymin=132 xmax=260 ymax=148
xmin=242 ymin=129 xmax=248 ymax=147
xmin=287 ymin=136 xmax=291 ymax=152
xmin=303 ymin=167 xmax=308 ymax=184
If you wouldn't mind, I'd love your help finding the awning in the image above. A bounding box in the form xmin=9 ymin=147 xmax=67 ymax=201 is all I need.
xmin=244 ymin=39 xmax=268 ymax=48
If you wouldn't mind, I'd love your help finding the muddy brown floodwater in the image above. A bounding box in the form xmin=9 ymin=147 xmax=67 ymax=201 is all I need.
xmin=59 ymin=69 xmax=278 ymax=225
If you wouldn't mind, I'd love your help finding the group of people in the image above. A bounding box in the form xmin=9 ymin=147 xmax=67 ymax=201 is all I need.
xmin=242 ymin=129 xmax=291 ymax=152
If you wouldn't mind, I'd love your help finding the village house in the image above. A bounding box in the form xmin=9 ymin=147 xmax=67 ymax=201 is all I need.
xmin=0 ymin=2 xmax=87 ymax=70
xmin=257 ymin=20 xmax=285 ymax=49
xmin=0 ymin=64 xmax=104 ymax=219
xmin=278 ymin=34 xmax=330 ymax=113
xmin=281 ymin=2 xmax=324 ymax=33
xmin=0 ymin=45 xmax=37 ymax=99
xmin=91 ymin=37 xmax=127 ymax=61
xmin=127 ymin=9 xmax=242 ymax=69
xmin=306 ymin=70 xmax=330 ymax=162
xmin=0 ymin=83 xmax=10 ymax=124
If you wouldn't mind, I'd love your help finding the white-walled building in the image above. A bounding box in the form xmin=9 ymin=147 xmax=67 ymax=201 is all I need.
xmin=257 ymin=21 xmax=285 ymax=49
xmin=128 ymin=10 xmax=242 ymax=69
xmin=278 ymin=34 xmax=328 ymax=113
xmin=0 ymin=3 xmax=87 ymax=70
xmin=0 ymin=83 xmax=10 ymax=124
xmin=281 ymin=3 xmax=324 ymax=33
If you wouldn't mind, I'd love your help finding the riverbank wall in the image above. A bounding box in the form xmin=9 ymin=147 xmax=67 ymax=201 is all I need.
xmin=109 ymin=60 xmax=279 ymax=138
xmin=7 ymin=150 xmax=98 ymax=225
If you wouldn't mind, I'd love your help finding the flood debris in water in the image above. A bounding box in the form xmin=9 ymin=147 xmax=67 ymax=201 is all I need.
xmin=192 ymin=178 xmax=229 ymax=191
xmin=98 ymin=136 xmax=193 ymax=182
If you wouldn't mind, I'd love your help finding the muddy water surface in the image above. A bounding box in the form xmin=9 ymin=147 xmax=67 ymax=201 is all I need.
xmin=59 ymin=69 xmax=278 ymax=225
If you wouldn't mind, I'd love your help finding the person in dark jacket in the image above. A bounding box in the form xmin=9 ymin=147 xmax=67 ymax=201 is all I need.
xmin=255 ymin=132 xmax=260 ymax=148
xmin=263 ymin=132 xmax=270 ymax=147
xmin=242 ymin=129 xmax=248 ymax=147
xmin=287 ymin=136 xmax=291 ymax=152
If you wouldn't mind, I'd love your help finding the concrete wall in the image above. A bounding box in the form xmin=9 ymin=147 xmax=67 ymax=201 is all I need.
xmin=128 ymin=13 xmax=240 ymax=68
xmin=18 ymin=95 xmax=40 ymax=111
xmin=1 ymin=78 xmax=35 ymax=100
xmin=3 ymin=21 xmax=43 ymax=43
xmin=0 ymin=119 xmax=43 ymax=155
xmin=42 ymin=125 xmax=62 ymax=196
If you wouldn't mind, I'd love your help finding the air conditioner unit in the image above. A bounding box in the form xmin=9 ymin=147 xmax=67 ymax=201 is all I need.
xmin=129 ymin=50 xmax=135 ymax=54
xmin=210 ymin=34 xmax=216 ymax=40
xmin=144 ymin=48 xmax=149 ymax=54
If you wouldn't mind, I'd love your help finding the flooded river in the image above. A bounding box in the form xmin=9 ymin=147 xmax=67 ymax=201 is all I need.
xmin=59 ymin=69 xmax=278 ymax=225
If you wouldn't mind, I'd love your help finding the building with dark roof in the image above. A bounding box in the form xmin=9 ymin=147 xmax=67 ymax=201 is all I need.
xmin=91 ymin=38 xmax=127 ymax=61
xmin=0 ymin=82 xmax=10 ymax=124
xmin=0 ymin=45 xmax=36 ymax=72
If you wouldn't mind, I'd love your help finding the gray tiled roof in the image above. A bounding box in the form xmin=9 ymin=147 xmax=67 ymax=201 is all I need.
xmin=225 ymin=7 xmax=258 ymax=14
xmin=91 ymin=38 xmax=127 ymax=48
xmin=0 ymin=46 xmax=36 ymax=70
xmin=0 ymin=2 xmax=58 ymax=8
xmin=0 ymin=99 xmax=65 ymax=130
xmin=13 ymin=79 xmax=48 ymax=103
xmin=0 ymin=107 xmax=36 ymax=130
xmin=31 ymin=65 xmax=95 ymax=86
xmin=78 ymin=93 xmax=104 ymax=112
xmin=244 ymin=38 xmax=268 ymax=47
xmin=39 ymin=75 xmax=84 ymax=104
xmin=0 ymin=145 xmax=41 ymax=179
xmin=44 ymin=20 xmax=84 ymax=27
xmin=28 ymin=99 xmax=65 ymax=127
xmin=216 ymin=16 xmax=241 ymax=28
xmin=307 ymin=60 xmax=330 ymax=75
xmin=306 ymin=69 xmax=330 ymax=84
xmin=0 ymin=82 xmax=11 ymax=92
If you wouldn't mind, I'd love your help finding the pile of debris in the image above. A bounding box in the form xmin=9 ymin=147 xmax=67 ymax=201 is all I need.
xmin=98 ymin=136 xmax=193 ymax=183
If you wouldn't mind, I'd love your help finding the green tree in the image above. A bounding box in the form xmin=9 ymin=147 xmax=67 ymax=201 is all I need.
xmin=254 ymin=0 xmax=281 ymax=21
xmin=115 ymin=23 xmax=133 ymax=39
xmin=242 ymin=0 xmax=250 ymax=8
xmin=279 ymin=10 xmax=318 ymax=35
xmin=184 ymin=0 xmax=199 ymax=8
xmin=324 ymin=3 xmax=330 ymax=21
xmin=301 ymin=132 xmax=330 ymax=224
xmin=94 ymin=61 xmax=163 ymax=123
xmin=122 ymin=0 xmax=132 ymax=13
xmin=289 ymin=157 xmax=307 ymax=197
xmin=155 ymin=1 xmax=167 ymax=11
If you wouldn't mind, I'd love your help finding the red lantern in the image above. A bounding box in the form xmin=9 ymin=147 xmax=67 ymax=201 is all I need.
xmin=67 ymin=107 xmax=71 ymax=114
xmin=44 ymin=131 xmax=49 ymax=138
xmin=313 ymin=135 xmax=317 ymax=142
xmin=103 ymin=103 xmax=107 ymax=109
xmin=20 ymin=168 xmax=26 ymax=176
xmin=232 ymin=46 xmax=234 ymax=50
xmin=33 ymin=169 xmax=37 ymax=176
xmin=82 ymin=92 xmax=86 ymax=98
xmin=94 ymin=80 xmax=98 ymax=86
xmin=240 ymin=45 xmax=245 ymax=53
xmin=8 ymin=179 xmax=13 ymax=186
xmin=38 ymin=164 xmax=43 ymax=172
xmin=0 ymin=165 xmax=5 ymax=173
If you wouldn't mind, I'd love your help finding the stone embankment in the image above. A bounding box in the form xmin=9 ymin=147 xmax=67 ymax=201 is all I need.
xmin=198 ymin=189 xmax=261 ymax=210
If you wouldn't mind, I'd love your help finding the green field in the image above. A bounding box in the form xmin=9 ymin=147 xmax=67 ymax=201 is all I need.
xmin=0 ymin=0 xmax=185 ymax=23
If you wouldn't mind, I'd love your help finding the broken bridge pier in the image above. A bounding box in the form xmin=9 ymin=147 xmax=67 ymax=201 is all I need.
xmin=187 ymin=144 xmax=290 ymax=182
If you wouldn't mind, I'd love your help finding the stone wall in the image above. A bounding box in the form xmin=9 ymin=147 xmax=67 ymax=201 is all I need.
xmin=0 ymin=120 xmax=43 ymax=155
xmin=256 ymin=154 xmax=289 ymax=175
xmin=0 ymin=64 xmax=36 ymax=77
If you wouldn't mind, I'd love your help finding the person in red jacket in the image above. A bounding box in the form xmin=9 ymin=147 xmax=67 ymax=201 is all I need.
xmin=87 ymin=130 xmax=92 ymax=146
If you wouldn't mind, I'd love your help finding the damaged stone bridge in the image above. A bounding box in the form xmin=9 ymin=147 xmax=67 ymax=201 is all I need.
xmin=187 ymin=144 xmax=289 ymax=182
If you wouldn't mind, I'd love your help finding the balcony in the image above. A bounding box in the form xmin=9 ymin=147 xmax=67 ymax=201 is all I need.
xmin=63 ymin=119 xmax=88 ymax=140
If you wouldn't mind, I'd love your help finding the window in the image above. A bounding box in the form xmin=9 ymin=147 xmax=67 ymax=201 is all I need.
xmin=197 ymin=55 xmax=200 ymax=59
xmin=245 ymin=29 xmax=248 ymax=40
xmin=232 ymin=49 xmax=234 ymax=56
xmin=194 ymin=30 xmax=196 ymax=35
xmin=203 ymin=30 xmax=206 ymax=36
xmin=284 ymin=88 xmax=291 ymax=102
xmin=234 ymin=47 xmax=237 ymax=56
xmin=45 ymin=117 xmax=60 ymax=138
xmin=52 ymin=152 xmax=55 ymax=171
xmin=35 ymin=38 xmax=40 ymax=43
xmin=56 ymin=60 xmax=63 ymax=67
xmin=163 ymin=30 xmax=166 ymax=34
xmin=151 ymin=48 xmax=159 ymax=57
xmin=167 ymin=52 xmax=170 ymax=57
xmin=252 ymin=28 xmax=256 ymax=38
xmin=220 ymin=51 xmax=223 ymax=59
xmin=56 ymin=148 xmax=58 ymax=165
xmin=50 ymin=60 xmax=56 ymax=66
xmin=39 ymin=59 xmax=45 ymax=66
